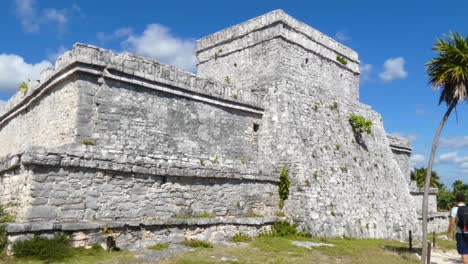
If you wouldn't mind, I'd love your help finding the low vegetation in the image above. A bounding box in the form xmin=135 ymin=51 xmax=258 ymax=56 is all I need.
xmin=348 ymin=114 xmax=373 ymax=134
xmin=148 ymin=242 xmax=169 ymax=251
xmin=180 ymin=239 xmax=213 ymax=248
xmin=161 ymin=229 xmax=419 ymax=264
xmin=176 ymin=212 xmax=215 ymax=219
xmin=336 ymin=55 xmax=348 ymax=65
xmin=232 ymin=233 xmax=252 ymax=242
xmin=278 ymin=166 xmax=290 ymax=208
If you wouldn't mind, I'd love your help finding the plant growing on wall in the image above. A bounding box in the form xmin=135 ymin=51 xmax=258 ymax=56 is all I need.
xmin=278 ymin=166 xmax=290 ymax=203
xmin=19 ymin=82 xmax=28 ymax=95
xmin=348 ymin=114 xmax=373 ymax=134
xmin=336 ymin=55 xmax=348 ymax=65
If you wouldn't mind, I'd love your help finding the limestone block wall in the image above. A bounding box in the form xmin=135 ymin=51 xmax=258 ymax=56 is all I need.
xmin=410 ymin=182 xmax=439 ymax=215
xmin=252 ymin=79 xmax=418 ymax=239
xmin=387 ymin=135 xmax=412 ymax=185
xmin=196 ymin=10 xmax=360 ymax=100
xmin=0 ymin=147 xmax=279 ymax=222
xmin=0 ymin=78 xmax=79 ymax=158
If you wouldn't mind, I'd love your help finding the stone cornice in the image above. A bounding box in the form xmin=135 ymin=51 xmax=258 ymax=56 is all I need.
xmin=0 ymin=145 xmax=278 ymax=183
xmin=0 ymin=44 xmax=264 ymax=129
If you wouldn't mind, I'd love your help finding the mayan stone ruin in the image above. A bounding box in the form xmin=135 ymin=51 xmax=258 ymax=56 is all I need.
xmin=0 ymin=10 xmax=446 ymax=250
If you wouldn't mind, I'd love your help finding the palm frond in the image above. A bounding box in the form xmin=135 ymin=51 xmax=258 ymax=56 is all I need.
xmin=426 ymin=32 xmax=468 ymax=106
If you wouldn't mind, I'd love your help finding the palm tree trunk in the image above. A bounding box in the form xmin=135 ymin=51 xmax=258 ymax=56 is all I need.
xmin=420 ymin=101 xmax=456 ymax=263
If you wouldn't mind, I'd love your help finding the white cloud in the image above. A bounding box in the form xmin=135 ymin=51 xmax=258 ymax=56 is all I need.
xmin=360 ymin=63 xmax=372 ymax=81
xmin=47 ymin=46 xmax=67 ymax=62
xmin=97 ymin=27 xmax=133 ymax=42
xmin=378 ymin=57 xmax=408 ymax=81
xmin=123 ymin=24 xmax=196 ymax=72
xmin=43 ymin=9 xmax=67 ymax=29
xmin=15 ymin=0 xmax=39 ymax=32
xmin=335 ymin=31 xmax=350 ymax=42
xmin=411 ymin=154 xmax=426 ymax=168
xmin=440 ymin=136 xmax=468 ymax=149
xmin=15 ymin=0 xmax=69 ymax=32
xmin=391 ymin=132 xmax=418 ymax=142
xmin=435 ymin=151 xmax=468 ymax=175
xmin=0 ymin=54 xmax=52 ymax=94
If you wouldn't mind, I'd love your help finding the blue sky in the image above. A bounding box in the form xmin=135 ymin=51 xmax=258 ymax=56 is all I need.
xmin=1 ymin=0 xmax=467 ymax=187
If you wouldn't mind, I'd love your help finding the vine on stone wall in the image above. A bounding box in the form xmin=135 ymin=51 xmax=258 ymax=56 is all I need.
xmin=278 ymin=166 xmax=290 ymax=206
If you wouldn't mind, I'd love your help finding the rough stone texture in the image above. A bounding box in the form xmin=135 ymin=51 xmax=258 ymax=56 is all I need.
xmin=0 ymin=78 xmax=79 ymax=157
xmin=3 ymin=217 xmax=277 ymax=253
xmin=387 ymin=134 xmax=412 ymax=185
xmin=196 ymin=10 xmax=359 ymax=100
xmin=252 ymin=79 xmax=417 ymax=239
xmin=0 ymin=10 xmax=437 ymax=242
xmin=0 ymin=148 xmax=278 ymax=222
xmin=410 ymin=182 xmax=439 ymax=215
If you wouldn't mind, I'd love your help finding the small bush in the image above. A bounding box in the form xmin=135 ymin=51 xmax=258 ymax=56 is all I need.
xmin=81 ymin=140 xmax=96 ymax=146
xmin=102 ymin=226 xmax=113 ymax=234
xmin=261 ymin=221 xmax=310 ymax=238
xmin=336 ymin=55 xmax=348 ymax=65
xmin=181 ymin=239 xmax=213 ymax=248
xmin=19 ymin=82 xmax=28 ymax=95
xmin=148 ymin=242 xmax=169 ymax=250
xmin=13 ymin=233 xmax=72 ymax=261
xmin=232 ymin=233 xmax=252 ymax=242
xmin=329 ymin=102 xmax=338 ymax=110
xmin=278 ymin=199 xmax=285 ymax=209
xmin=275 ymin=211 xmax=286 ymax=217
xmin=278 ymin=166 xmax=290 ymax=202
xmin=0 ymin=206 xmax=14 ymax=223
xmin=349 ymin=114 xmax=373 ymax=134
xmin=199 ymin=159 xmax=205 ymax=166
xmin=224 ymin=76 xmax=231 ymax=84
xmin=0 ymin=226 xmax=6 ymax=253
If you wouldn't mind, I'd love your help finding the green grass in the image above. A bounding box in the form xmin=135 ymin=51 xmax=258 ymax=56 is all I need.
xmin=160 ymin=236 xmax=419 ymax=264
xmin=176 ymin=212 xmax=215 ymax=219
xmin=232 ymin=233 xmax=252 ymax=242
xmin=148 ymin=242 xmax=169 ymax=251
xmin=428 ymin=232 xmax=456 ymax=251
xmin=1 ymin=245 xmax=141 ymax=264
xmin=181 ymin=240 xmax=213 ymax=248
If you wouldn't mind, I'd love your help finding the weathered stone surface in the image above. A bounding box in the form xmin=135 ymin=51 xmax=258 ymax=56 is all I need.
xmin=0 ymin=10 xmax=437 ymax=241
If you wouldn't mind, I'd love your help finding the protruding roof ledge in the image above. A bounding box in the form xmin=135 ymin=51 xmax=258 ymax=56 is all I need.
xmin=197 ymin=10 xmax=357 ymax=60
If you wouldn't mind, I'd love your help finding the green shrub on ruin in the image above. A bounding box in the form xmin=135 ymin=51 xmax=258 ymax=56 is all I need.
xmin=348 ymin=114 xmax=373 ymax=134
xmin=336 ymin=55 xmax=348 ymax=65
xmin=13 ymin=233 xmax=72 ymax=261
xmin=278 ymin=166 xmax=290 ymax=202
xmin=19 ymin=82 xmax=28 ymax=95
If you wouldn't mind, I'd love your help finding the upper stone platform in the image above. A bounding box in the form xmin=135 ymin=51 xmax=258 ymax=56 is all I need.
xmin=197 ymin=9 xmax=358 ymax=71
xmin=196 ymin=10 xmax=361 ymax=100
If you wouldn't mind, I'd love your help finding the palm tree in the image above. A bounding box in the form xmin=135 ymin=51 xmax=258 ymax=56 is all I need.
xmin=410 ymin=167 xmax=444 ymax=189
xmin=421 ymin=32 xmax=468 ymax=263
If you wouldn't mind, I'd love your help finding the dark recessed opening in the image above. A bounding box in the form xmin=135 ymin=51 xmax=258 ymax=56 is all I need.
xmin=253 ymin=123 xmax=260 ymax=132
xmin=305 ymin=58 xmax=309 ymax=64
xmin=161 ymin=176 xmax=167 ymax=184
xmin=234 ymin=63 xmax=237 ymax=67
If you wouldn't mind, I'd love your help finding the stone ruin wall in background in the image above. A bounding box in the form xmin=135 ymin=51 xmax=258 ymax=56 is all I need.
xmin=0 ymin=10 xmax=445 ymax=245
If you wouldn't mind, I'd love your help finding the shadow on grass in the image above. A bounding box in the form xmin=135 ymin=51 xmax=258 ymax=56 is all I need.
xmin=384 ymin=245 xmax=421 ymax=255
